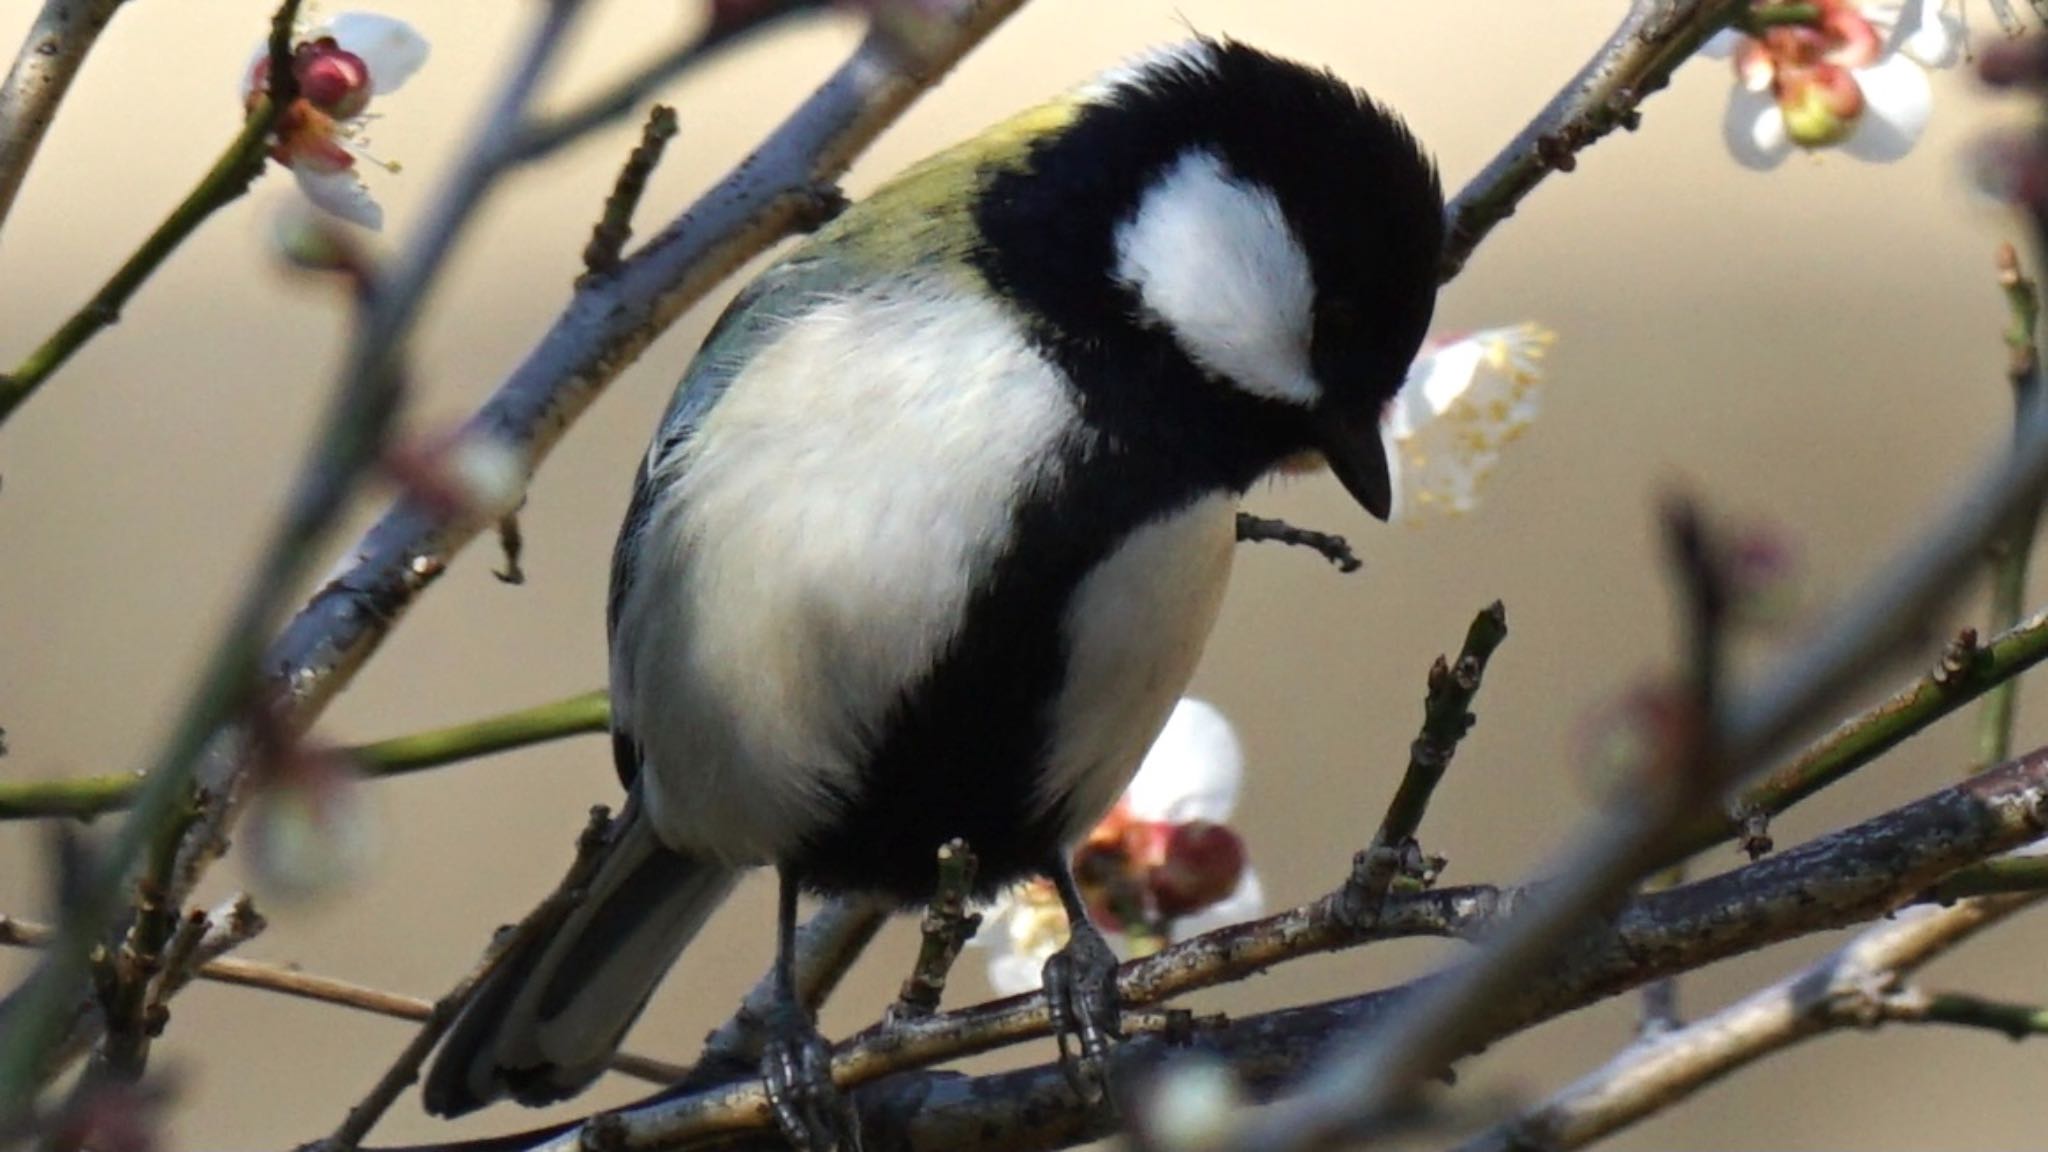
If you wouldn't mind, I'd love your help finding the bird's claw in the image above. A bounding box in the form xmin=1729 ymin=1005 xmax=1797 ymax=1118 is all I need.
xmin=1043 ymin=922 xmax=1123 ymax=1108
xmin=761 ymin=1011 xmax=860 ymax=1152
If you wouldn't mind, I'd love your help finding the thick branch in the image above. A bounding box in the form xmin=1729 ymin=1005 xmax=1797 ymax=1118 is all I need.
xmin=0 ymin=0 xmax=128 ymax=238
xmin=393 ymin=741 xmax=2048 ymax=1152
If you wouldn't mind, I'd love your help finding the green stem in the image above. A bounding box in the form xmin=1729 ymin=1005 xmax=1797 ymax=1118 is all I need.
xmin=357 ymin=689 xmax=610 ymax=774
xmin=1737 ymin=3 xmax=1822 ymax=33
xmin=0 ymin=94 xmax=282 ymax=426
xmin=1920 ymin=855 xmax=2048 ymax=902
xmin=1663 ymin=606 xmax=2048 ymax=866
xmin=1906 ymin=992 xmax=2048 ymax=1040
xmin=1976 ymin=243 xmax=2044 ymax=770
xmin=0 ymin=690 xmax=611 ymax=821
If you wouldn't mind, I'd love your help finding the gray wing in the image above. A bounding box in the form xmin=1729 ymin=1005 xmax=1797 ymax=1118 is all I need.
xmin=606 ymin=254 xmax=836 ymax=787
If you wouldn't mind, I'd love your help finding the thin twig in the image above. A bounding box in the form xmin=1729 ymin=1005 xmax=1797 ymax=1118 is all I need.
xmin=0 ymin=0 xmax=129 ymax=238
xmin=1667 ymin=605 xmax=2048 ymax=865
xmin=153 ymin=895 xmax=265 ymax=1006
xmin=583 ymin=105 xmax=681 ymax=278
xmin=1341 ymin=603 xmax=1507 ymax=921
xmin=0 ymin=0 xmax=302 ymax=426
xmin=492 ymin=514 xmax=526 ymax=586
xmin=1234 ymin=513 xmax=1361 ymax=573
xmin=1876 ymin=987 xmax=2048 ymax=1038
xmin=0 ymin=690 xmax=612 ymax=822
xmin=508 ymin=0 xmax=832 ymax=164
xmin=1977 ymin=241 xmax=2045 ymax=770
xmin=0 ymin=904 xmax=677 ymax=1087
xmin=889 ymin=840 xmax=981 ymax=1024
xmin=1921 ymin=852 xmax=2048 ymax=901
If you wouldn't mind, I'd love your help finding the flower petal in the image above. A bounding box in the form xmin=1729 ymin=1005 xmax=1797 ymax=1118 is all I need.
xmin=985 ymin=951 xmax=1045 ymax=997
xmin=1386 ymin=324 xmax=1551 ymax=523
xmin=1723 ymin=83 xmax=1792 ymax=171
xmin=1123 ymin=698 xmax=1243 ymax=824
xmin=1842 ymin=53 xmax=1932 ymax=163
xmin=1168 ymin=869 xmax=1265 ymax=941
xmin=1873 ymin=0 xmax=1964 ymax=68
xmin=294 ymin=165 xmax=383 ymax=229
xmin=322 ymin=12 xmax=430 ymax=94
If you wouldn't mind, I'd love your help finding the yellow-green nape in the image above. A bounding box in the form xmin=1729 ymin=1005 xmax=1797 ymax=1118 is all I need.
xmin=811 ymin=97 xmax=1084 ymax=272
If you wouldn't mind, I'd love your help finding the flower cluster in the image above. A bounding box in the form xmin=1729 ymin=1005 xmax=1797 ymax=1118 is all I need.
xmin=243 ymin=12 xmax=429 ymax=229
xmin=974 ymin=699 xmax=1263 ymax=995
xmin=1707 ymin=0 xmax=1963 ymax=169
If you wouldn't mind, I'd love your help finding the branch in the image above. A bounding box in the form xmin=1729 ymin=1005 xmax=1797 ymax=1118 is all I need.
xmin=0 ymin=0 xmax=128 ymax=238
xmin=1235 ymin=348 xmax=2048 ymax=1146
xmin=1439 ymin=0 xmax=1748 ymax=279
xmin=1452 ymin=894 xmax=2043 ymax=1152
xmin=1669 ymin=604 xmax=2048 ymax=864
xmin=383 ymin=741 xmax=2048 ymax=1152
xmin=508 ymin=0 xmax=833 ymax=164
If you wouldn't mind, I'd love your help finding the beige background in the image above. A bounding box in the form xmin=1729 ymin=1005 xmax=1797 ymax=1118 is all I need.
xmin=4 ymin=1 xmax=2046 ymax=1148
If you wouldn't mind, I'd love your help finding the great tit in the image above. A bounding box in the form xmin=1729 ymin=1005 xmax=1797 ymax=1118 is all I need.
xmin=424 ymin=35 xmax=1442 ymax=1143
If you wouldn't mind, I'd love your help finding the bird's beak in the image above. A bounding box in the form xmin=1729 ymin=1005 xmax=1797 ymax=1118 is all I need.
xmin=1318 ymin=406 xmax=1394 ymax=522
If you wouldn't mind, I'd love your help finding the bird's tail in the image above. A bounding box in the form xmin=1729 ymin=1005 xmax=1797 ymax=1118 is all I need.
xmin=423 ymin=801 xmax=739 ymax=1117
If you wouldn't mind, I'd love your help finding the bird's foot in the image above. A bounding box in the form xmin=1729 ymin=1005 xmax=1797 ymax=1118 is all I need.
xmin=761 ymin=1003 xmax=860 ymax=1152
xmin=1043 ymin=919 xmax=1124 ymax=1107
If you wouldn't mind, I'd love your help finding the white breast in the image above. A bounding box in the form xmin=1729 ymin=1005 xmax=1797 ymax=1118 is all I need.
xmin=615 ymin=276 xmax=1087 ymax=863
xmin=1038 ymin=492 xmax=1238 ymax=838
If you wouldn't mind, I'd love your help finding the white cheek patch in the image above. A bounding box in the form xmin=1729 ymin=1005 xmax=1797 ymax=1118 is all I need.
xmin=1114 ymin=149 xmax=1320 ymax=406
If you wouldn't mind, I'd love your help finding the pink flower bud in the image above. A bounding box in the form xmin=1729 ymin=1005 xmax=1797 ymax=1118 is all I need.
xmin=295 ymin=39 xmax=373 ymax=118
xmin=1150 ymin=821 xmax=1247 ymax=918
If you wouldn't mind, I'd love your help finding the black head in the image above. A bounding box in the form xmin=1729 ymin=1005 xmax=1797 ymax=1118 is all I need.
xmin=972 ymin=39 xmax=1445 ymax=518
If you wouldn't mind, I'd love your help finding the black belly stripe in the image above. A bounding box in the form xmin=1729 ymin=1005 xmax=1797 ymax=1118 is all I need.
xmin=789 ymin=434 xmax=1209 ymax=904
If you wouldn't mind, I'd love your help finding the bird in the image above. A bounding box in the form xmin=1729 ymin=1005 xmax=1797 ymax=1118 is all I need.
xmin=423 ymin=35 xmax=1443 ymax=1148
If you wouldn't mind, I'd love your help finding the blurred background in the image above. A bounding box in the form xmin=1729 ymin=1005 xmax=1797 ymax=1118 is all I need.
xmin=2 ymin=1 xmax=2044 ymax=1148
